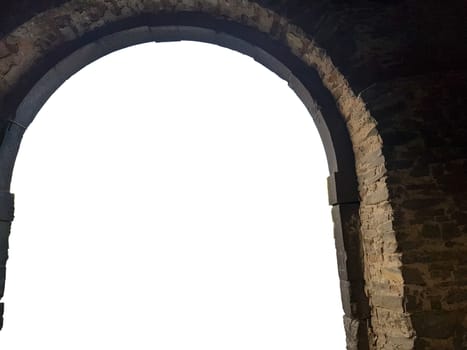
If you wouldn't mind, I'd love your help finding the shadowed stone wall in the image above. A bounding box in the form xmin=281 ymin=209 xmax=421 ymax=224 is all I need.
xmin=0 ymin=1 xmax=466 ymax=349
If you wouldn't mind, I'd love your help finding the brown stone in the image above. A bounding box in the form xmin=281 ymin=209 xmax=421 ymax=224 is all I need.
xmin=412 ymin=311 xmax=460 ymax=339
xmin=0 ymin=1 xmax=466 ymax=349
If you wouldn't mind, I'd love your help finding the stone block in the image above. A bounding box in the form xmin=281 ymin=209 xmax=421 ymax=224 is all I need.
xmin=0 ymin=221 xmax=11 ymax=264
xmin=0 ymin=192 xmax=13 ymax=222
xmin=412 ymin=310 xmax=459 ymax=339
xmin=328 ymin=171 xmax=359 ymax=205
xmin=332 ymin=203 xmax=362 ymax=282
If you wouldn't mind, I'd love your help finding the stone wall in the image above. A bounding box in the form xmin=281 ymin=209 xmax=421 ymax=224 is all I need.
xmin=0 ymin=1 xmax=466 ymax=349
xmin=360 ymin=72 xmax=467 ymax=349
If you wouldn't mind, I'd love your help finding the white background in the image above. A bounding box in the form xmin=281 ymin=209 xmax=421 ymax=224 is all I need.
xmin=0 ymin=42 xmax=345 ymax=349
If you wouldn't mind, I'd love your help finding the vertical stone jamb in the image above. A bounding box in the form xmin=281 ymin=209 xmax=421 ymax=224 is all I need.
xmin=0 ymin=119 xmax=24 ymax=330
xmin=329 ymin=171 xmax=370 ymax=350
xmin=0 ymin=191 xmax=14 ymax=330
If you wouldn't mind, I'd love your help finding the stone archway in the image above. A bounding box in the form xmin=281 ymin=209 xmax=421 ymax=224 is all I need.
xmin=0 ymin=1 xmax=410 ymax=349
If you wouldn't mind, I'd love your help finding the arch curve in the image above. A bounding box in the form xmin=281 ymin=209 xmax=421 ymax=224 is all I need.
xmin=3 ymin=19 xmax=356 ymax=189
xmin=0 ymin=1 xmax=407 ymax=349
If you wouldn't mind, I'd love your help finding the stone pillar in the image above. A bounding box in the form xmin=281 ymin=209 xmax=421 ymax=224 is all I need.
xmin=0 ymin=191 xmax=14 ymax=330
xmin=328 ymin=171 xmax=370 ymax=350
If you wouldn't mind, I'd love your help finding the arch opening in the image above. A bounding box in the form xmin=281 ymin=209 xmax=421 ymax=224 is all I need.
xmin=2 ymin=41 xmax=346 ymax=349
xmin=0 ymin=15 xmax=368 ymax=349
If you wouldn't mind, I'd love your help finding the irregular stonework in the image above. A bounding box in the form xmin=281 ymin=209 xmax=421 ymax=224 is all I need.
xmin=359 ymin=71 xmax=467 ymax=349
xmin=0 ymin=1 xmax=466 ymax=349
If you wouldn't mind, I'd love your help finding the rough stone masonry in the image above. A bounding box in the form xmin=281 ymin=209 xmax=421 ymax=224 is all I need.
xmin=0 ymin=1 xmax=466 ymax=349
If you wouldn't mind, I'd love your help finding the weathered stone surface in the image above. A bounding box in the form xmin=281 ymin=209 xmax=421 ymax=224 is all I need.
xmin=412 ymin=311 xmax=460 ymax=339
xmin=0 ymin=1 xmax=466 ymax=349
